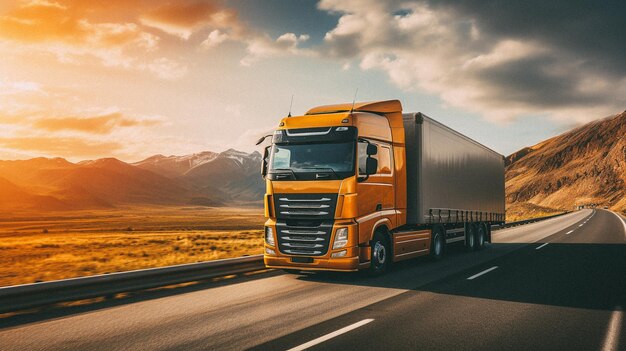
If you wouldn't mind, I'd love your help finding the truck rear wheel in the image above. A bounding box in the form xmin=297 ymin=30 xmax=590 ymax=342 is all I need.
xmin=369 ymin=232 xmax=389 ymax=275
xmin=476 ymin=223 xmax=486 ymax=250
xmin=465 ymin=223 xmax=477 ymax=251
xmin=430 ymin=226 xmax=444 ymax=260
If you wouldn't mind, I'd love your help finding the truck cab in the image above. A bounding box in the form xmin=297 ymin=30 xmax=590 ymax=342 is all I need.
xmin=262 ymin=100 xmax=409 ymax=273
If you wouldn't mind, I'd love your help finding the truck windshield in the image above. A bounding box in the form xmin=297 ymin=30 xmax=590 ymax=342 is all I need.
xmin=269 ymin=142 xmax=355 ymax=180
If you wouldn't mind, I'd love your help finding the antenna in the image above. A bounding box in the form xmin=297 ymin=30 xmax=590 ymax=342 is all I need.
xmin=349 ymin=88 xmax=358 ymax=113
xmin=287 ymin=94 xmax=294 ymax=117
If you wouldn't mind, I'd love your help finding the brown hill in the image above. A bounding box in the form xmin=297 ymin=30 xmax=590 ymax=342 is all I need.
xmin=506 ymin=111 xmax=626 ymax=216
xmin=0 ymin=157 xmax=203 ymax=210
xmin=0 ymin=176 xmax=71 ymax=210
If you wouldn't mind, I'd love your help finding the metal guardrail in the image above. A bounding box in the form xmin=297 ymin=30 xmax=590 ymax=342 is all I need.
xmin=492 ymin=211 xmax=571 ymax=230
xmin=0 ymin=211 xmax=574 ymax=314
xmin=0 ymin=255 xmax=264 ymax=314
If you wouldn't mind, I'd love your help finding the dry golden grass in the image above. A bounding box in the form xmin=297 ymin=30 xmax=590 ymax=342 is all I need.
xmin=0 ymin=206 xmax=265 ymax=287
xmin=506 ymin=202 xmax=566 ymax=222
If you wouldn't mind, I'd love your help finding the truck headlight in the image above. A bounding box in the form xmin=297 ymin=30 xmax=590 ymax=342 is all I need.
xmin=332 ymin=227 xmax=348 ymax=249
xmin=265 ymin=226 xmax=275 ymax=246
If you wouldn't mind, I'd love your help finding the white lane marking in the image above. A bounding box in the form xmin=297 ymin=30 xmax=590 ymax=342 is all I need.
xmin=579 ymin=224 xmax=584 ymax=227
xmin=287 ymin=319 xmax=374 ymax=351
xmin=535 ymin=243 xmax=549 ymax=250
xmin=602 ymin=306 xmax=622 ymax=351
xmin=610 ymin=211 xmax=626 ymax=238
xmin=566 ymin=230 xmax=574 ymax=234
xmin=467 ymin=266 xmax=499 ymax=280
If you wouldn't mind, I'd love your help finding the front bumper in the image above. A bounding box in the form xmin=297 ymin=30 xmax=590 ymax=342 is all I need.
xmin=264 ymin=253 xmax=360 ymax=272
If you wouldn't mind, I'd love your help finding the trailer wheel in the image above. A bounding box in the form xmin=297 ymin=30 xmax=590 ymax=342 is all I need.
xmin=430 ymin=226 xmax=445 ymax=260
xmin=465 ymin=223 xmax=477 ymax=251
xmin=369 ymin=231 xmax=389 ymax=275
xmin=476 ymin=223 xmax=486 ymax=250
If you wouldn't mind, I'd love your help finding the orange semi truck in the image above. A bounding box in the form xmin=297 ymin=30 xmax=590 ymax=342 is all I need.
xmin=259 ymin=100 xmax=505 ymax=274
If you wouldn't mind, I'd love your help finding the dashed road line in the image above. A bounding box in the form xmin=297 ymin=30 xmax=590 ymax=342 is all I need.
xmin=602 ymin=306 xmax=622 ymax=351
xmin=287 ymin=319 xmax=374 ymax=351
xmin=566 ymin=230 xmax=574 ymax=234
xmin=467 ymin=266 xmax=498 ymax=280
xmin=535 ymin=243 xmax=549 ymax=250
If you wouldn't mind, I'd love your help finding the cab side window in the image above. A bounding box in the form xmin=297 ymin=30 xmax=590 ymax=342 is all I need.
xmin=357 ymin=141 xmax=369 ymax=175
xmin=378 ymin=145 xmax=392 ymax=175
xmin=358 ymin=141 xmax=393 ymax=176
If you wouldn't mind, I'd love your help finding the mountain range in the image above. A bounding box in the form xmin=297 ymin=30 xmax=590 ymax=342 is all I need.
xmin=0 ymin=149 xmax=263 ymax=211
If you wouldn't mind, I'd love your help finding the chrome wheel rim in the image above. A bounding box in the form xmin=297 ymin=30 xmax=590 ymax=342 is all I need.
xmin=434 ymin=234 xmax=442 ymax=256
xmin=373 ymin=241 xmax=386 ymax=267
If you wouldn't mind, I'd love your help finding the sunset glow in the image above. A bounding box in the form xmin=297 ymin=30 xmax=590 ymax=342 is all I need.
xmin=1 ymin=0 xmax=624 ymax=161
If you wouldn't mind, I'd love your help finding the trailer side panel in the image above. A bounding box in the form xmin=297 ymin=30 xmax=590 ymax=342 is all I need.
xmin=403 ymin=113 xmax=505 ymax=225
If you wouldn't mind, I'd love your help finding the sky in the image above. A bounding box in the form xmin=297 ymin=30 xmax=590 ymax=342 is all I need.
xmin=0 ymin=0 xmax=624 ymax=162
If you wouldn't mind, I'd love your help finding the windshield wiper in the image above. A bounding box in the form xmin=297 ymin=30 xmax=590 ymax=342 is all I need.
xmin=301 ymin=167 xmax=339 ymax=179
xmin=273 ymin=168 xmax=297 ymax=180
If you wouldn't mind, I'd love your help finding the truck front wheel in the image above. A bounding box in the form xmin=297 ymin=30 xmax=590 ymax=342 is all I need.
xmin=369 ymin=232 xmax=389 ymax=275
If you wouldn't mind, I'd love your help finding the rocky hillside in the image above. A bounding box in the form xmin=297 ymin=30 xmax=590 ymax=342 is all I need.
xmin=506 ymin=111 xmax=626 ymax=217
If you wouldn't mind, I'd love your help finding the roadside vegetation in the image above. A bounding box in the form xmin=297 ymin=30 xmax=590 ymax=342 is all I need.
xmin=505 ymin=202 xmax=567 ymax=222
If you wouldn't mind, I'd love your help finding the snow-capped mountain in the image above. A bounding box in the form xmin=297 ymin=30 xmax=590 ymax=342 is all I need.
xmin=132 ymin=151 xmax=219 ymax=178
xmin=134 ymin=149 xmax=264 ymax=204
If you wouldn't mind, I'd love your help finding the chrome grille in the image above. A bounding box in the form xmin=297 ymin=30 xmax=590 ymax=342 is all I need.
xmin=274 ymin=194 xmax=337 ymax=256
xmin=275 ymin=221 xmax=333 ymax=256
xmin=274 ymin=194 xmax=337 ymax=220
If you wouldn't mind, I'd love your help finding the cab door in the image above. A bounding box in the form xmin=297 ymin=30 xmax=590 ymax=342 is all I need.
xmin=357 ymin=140 xmax=395 ymax=217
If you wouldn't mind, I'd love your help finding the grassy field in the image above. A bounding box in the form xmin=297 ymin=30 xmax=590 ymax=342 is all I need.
xmin=0 ymin=206 xmax=265 ymax=287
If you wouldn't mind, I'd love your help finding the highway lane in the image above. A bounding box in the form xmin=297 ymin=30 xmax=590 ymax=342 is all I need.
xmin=2 ymin=209 xmax=624 ymax=351
xmin=255 ymin=209 xmax=625 ymax=350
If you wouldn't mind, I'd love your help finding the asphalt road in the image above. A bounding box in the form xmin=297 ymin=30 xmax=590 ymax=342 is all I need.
xmin=1 ymin=209 xmax=624 ymax=351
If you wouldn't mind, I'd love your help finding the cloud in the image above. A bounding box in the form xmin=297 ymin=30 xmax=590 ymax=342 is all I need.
xmin=0 ymin=136 xmax=123 ymax=157
xmin=201 ymin=29 xmax=229 ymax=49
xmin=140 ymin=1 xmax=240 ymax=40
xmin=317 ymin=0 xmax=626 ymax=123
xmin=241 ymin=33 xmax=311 ymax=66
xmin=0 ymin=0 xmax=193 ymax=79
xmin=0 ymin=80 xmax=43 ymax=95
xmin=0 ymin=2 xmax=157 ymax=48
xmin=33 ymin=112 xmax=161 ymax=134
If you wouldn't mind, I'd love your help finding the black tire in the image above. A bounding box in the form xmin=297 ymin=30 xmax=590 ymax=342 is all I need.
xmin=430 ymin=226 xmax=445 ymax=260
xmin=476 ymin=223 xmax=486 ymax=250
xmin=282 ymin=269 xmax=300 ymax=274
xmin=369 ymin=231 xmax=390 ymax=275
xmin=465 ymin=223 xmax=477 ymax=251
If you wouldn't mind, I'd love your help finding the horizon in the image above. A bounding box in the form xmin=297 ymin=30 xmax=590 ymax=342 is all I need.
xmin=1 ymin=1 xmax=625 ymax=162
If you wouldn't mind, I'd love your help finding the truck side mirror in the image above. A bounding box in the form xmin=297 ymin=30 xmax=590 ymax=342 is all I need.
xmin=261 ymin=146 xmax=270 ymax=178
xmin=365 ymin=157 xmax=377 ymax=175
xmin=366 ymin=143 xmax=378 ymax=156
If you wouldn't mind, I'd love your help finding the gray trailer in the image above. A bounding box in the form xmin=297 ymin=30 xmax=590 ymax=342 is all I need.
xmin=403 ymin=112 xmax=505 ymax=233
